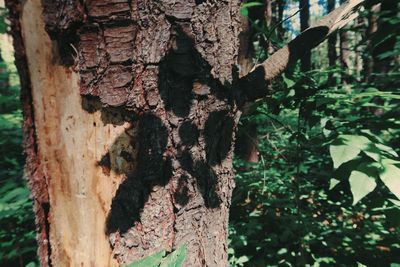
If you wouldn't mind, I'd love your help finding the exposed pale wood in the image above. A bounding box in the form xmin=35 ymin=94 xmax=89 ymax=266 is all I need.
xmin=20 ymin=0 xmax=125 ymax=265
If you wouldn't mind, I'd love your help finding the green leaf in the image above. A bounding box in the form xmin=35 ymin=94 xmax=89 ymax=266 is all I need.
xmin=241 ymin=2 xmax=264 ymax=8
xmin=0 ymin=8 xmax=7 ymax=34
xmin=389 ymin=199 xmax=400 ymax=206
xmin=376 ymin=143 xmax=399 ymax=157
xmin=235 ymin=256 xmax=249 ymax=265
xmin=320 ymin=118 xmax=332 ymax=137
xmin=349 ymin=171 xmax=377 ymax=205
xmin=329 ymin=178 xmax=340 ymax=190
xmin=329 ymin=144 xmax=360 ymax=169
xmin=240 ymin=2 xmax=263 ymax=17
xmin=160 ymin=245 xmax=187 ymax=267
xmin=0 ymin=187 xmax=29 ymax=203
xmin=283 ymin=74 xmax=295 ymax=89
xmin=382 ymin=158 xmax=400 ymax=165
xmin=362 ymin=145 xmax=381 ymax=162
xmin=329 ymin=135 xmax=372 ymax=168
xmin=342 ymin=135 xmax=370 ymax=150
xmin=380 ymin=164 xmax=400 ymax=200
xmin=239 ymin=7 xmax=249 ymax=17
xmin=125 ymin=250 xmax=166 ymax=267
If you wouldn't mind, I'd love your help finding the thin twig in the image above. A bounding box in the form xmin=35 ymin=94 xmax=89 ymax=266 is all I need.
xmin=266 ymin=6 xmax=304 ymax=41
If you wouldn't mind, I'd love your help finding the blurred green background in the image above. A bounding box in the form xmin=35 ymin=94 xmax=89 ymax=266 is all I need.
xmin=0 ymin=5 xmax=37 ymax=267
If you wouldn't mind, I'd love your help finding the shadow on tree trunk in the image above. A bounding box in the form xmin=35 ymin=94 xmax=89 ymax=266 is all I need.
xmin=78 ymin=27 xmax=237 ymax=238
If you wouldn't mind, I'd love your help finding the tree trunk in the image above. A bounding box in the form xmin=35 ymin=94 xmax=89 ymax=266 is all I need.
xmin=299 ymin=0 xmax=311 ymax=71
xmin=327 ymin=0 xmax=337 ymax=85
xmin=339 ymin=0 xmax=352 ymax=84
xmin=7 ymin=0 xmax=241 ymax=266
xmin=277 ymin=0 xmax=285 ymax=39
xmin=264 ymin=0 xmax=274 ymax=54
xmin=236 ymin=8 xmax=259 ymax=163
xmin=6 ymin=0 xmax=365 ymax=265
xmin=363 ymin=4 xmax=378 ymax=82
xmin=372 ymin=0 xmax=398 ymax=74
xmin=339 ymin=30 xmax=351 ymax=84
xmin=363 ymin=1 xmax=398 ymax=83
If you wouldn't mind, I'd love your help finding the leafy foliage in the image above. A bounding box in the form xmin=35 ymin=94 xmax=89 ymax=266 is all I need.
xmin=0 ymin=7 xmax=7 ymax=34
xmin=125 ymin=245 xmax=187 ymax=267
xmin=0 ymin=12 xmax=37 ymax=266
xmin=229 ymin=1 xmax=400 ymax=266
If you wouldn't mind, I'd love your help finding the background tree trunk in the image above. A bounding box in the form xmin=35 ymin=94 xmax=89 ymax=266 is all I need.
xmin=7 ymin=0 xmax=242 ymax=266
xmin=339 ymin=0 xmax=352 ymax=84
xmin=363 ymin=4 xmax=378 ymax=82
xmin=264 ymin=0 xmax=274 ymax=54
xmin=372 ymin=0 xmax=398 ymax=74
xmin=299 ymin=0 xmax=311 ymax=71
xmin=277 ymin=0 xmax=285 ymax=39
xmin=327 ymin=0 xmax=337 ymax=85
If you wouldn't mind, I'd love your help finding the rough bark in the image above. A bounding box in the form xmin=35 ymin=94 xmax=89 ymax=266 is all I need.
xmin=238 ymin=3 xmax=254 ymax=78
xmin=234 ymin=122 xmax=259 ymax=163
xmin=9 ymin=0 xmax=242 ymax=266
xmin=6 ymin=0 xmax=364 ymax=266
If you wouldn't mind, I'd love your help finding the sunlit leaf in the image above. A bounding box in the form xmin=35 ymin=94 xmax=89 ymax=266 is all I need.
xmin=349 ymin=171 xmax=376 ymax=205
xmin=125 ymin=250 xmax=166 ymax=267
xmin=330 ymin=135 xmax=373 ymax=168
xmin=283 ymin=74 xmax=295 ymax=89
xmin=329 ymin=178 xmax=340 ymax=190
xmin=341 ymin=135 xmax=370 ymax=150
xmin=330 ymin=144 xmax=360 ymax=169
xmin=364 ymin=150 xmax=380 ymax=162
xmin=389 ymin=199 xmax=400 ymax=206
xmin=160 ymin=245 xmax=187 ymax=267
xmin=376 ymin=143 xmax=399 ymax=157
xmin=380 ymin=164 xmax=400 ymax=200
xmin=241 ymin=2 xmax=264 ymax=8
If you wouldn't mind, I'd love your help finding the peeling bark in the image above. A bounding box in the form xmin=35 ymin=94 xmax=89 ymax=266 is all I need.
xmin=9 ymin=0 xmax=241 ymax=266
xmin=6 ymin=1 xmax=51 ymax=265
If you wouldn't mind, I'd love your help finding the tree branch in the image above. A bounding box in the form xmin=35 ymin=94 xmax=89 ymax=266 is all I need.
xmin=238 ymin=0 xmax=365 ymax=103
